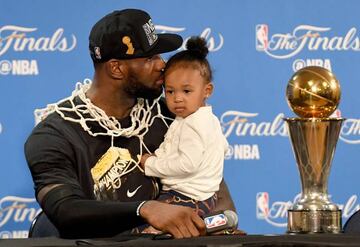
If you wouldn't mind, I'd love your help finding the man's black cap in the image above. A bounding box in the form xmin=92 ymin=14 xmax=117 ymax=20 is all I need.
xmin=89 ymin=9 xmax=183 ymax=62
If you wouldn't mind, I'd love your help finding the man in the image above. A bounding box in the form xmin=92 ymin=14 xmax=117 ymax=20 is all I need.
xmin=25 ymin=9 xmax=235 ymax=239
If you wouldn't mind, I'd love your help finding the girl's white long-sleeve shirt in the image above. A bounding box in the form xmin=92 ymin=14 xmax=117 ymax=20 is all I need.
xmin=144 ymin=106 xmax=228 ymax=201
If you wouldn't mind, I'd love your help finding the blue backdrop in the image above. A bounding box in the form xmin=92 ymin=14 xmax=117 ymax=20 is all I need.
xmin=1 ymin=0 xmax=360 ymax=238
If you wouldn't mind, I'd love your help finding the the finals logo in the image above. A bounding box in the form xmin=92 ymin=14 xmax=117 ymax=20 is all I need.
xmin=0 ymin=25 xmax=77 ymax=76
xmin=256 ymin=24 xmax=360 ymax=59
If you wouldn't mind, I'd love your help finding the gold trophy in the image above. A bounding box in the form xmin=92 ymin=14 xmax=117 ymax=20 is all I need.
xmin=284 ymin=66 xmax=343 ymax=233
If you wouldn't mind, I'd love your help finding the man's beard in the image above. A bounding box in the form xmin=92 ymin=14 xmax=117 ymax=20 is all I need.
xmin=124 ymin=74 xmax=163 ymax=100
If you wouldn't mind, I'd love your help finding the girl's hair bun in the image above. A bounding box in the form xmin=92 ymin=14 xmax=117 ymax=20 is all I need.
xmin=186 ymin=36 xmax=208 ymax=59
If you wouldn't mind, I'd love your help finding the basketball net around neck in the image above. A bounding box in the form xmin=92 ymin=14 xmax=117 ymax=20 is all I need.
xmin=34 ymin=78 xmax=173 ymax=156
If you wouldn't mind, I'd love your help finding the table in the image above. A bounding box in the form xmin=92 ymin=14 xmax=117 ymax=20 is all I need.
xmin=2 ymin=234 xmax=360 ymax=247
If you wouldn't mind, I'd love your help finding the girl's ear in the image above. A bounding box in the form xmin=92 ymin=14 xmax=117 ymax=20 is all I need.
xmin=205 ymin=82 xmax=214 ymax=98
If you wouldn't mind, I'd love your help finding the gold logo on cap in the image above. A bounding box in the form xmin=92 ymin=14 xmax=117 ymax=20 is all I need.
xmin=122 ymin=36 xmax=134 ymax=55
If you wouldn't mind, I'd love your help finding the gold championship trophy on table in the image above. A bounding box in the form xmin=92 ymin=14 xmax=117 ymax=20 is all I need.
xmin=284 ymin=66 xmax=344 ymax=233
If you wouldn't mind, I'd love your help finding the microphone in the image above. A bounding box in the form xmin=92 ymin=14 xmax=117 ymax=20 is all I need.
xmin=153 ymin=210 xmax=239 ymax=239
xmin=203 ymin=210 xmax=238 ymax=234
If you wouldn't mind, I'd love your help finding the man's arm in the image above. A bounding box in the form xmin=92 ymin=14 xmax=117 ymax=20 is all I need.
xmin=38 ymin=184 xmax=205 ymax=239
xmin=214 ymin=179 xmax=236 ymax=212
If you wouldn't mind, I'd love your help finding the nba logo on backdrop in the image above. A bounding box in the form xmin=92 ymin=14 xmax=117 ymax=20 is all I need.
xmin=256 ymin=192 xmax=270 ymax=218
xmin=255 ymin=24 xmax=269 ymax=51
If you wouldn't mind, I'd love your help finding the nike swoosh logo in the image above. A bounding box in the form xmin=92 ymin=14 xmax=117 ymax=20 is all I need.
xmin=127 ymin=185 xmax=142 ymax=198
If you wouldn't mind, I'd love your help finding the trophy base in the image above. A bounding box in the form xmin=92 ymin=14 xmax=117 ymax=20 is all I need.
xmin=287 ymin=210 xmax=342 ymax=234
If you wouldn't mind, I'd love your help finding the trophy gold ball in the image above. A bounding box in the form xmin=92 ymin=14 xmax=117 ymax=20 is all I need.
xmin=286 ymin=66 xmax=341 ymax=118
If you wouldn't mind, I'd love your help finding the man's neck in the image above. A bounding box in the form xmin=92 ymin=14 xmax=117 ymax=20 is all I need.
xmin=86 ymin=82 xmax=136 ymax=119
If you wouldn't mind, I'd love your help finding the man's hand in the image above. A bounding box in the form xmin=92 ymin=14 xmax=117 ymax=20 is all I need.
xmin=139 ymin=201 xmax=206 ymax=238
xmin=140 ymin=153 xmax=152 ymax=169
